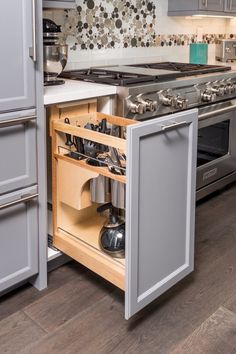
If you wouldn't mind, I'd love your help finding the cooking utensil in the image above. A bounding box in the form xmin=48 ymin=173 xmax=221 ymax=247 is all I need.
xmin=97 ymin=203 xmax=125 ymax=258
xmin=105 ymin=148 xmax=126 ymax=175
xmin=111 ymin=180 xmax=126 ymax=209
xmin=64 ymin=118 xmax=73 ymax=148
xmin=90 ymin=176 xmax=110 ymax=204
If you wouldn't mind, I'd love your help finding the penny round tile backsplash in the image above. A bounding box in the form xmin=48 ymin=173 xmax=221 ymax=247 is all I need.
xmin=48 ymin=0 xmax=229 ymax=52
xmin=62 ymin=0 xmax=157 ymax=50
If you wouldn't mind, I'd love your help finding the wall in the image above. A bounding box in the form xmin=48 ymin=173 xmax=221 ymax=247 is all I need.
xmin=43 ymin=0 xmax=229 ymax=68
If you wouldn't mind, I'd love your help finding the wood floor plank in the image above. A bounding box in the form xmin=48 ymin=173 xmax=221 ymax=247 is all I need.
xmin=0 ymin=261 xmax=86 ymax=322
xmin=170 ymin=306 xmax=236 ymax=354
xmin=0 ymin=311 xmax=46 ymax=354
xmin=23 ymin=270 xmax=115 ymax=332
xmin=20 ymin=292 xmax=125 ymax=354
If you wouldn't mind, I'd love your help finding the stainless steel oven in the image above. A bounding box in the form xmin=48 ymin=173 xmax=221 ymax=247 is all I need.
xmin=196 ymin=100 xmax=236 ymax=200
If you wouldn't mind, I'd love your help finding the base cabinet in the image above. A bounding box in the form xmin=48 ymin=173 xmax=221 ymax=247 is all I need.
xmin=0 ymin=186 xmax=38 ymax=293
xmin=43 ymin=0 xmax=75 ymax=9
xmin=168 ymin=0 xmax=236 ymax=15
xmin=52 ymin=109 xmax=198 ymax=319
xmin=0 ymin=111 xmax=37 ymax=195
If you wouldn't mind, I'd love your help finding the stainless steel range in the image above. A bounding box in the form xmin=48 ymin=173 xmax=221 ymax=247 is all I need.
xmin=61 ymin=62 xmax=236 ymax=200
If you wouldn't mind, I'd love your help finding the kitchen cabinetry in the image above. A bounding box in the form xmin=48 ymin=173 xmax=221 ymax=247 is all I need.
xmin=0 ymin=110 xmax=37 ymax=195
xmin=225 ymin=0 xmax=236 ymax=12
xmin=0 ymin=0 xmax=36 ymax=113
xmin=52 ymin=109 xmax=198 ymax=319
xmin=168 ymin=0 xmax=236 ymax=16
xmin=43 ymin=0 xmax=75 ymax=9
xmin=0 ymin=186 xmax=38 ymax=292
xmin=0 ymin=0 xmax=44 ymax=294
xmin=199 ymin=0 xmax=224 ymax=11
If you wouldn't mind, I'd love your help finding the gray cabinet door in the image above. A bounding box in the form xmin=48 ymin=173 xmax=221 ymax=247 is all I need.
xmin=43 ymin=0 xmax=75 ymax=8
xmin=0 ymin=186 xmax=38 ymax=293
xmin=0 ymin=110 xmax=37 ymax=195
xmin=0 ymin=1 xmax=36 ymax=113
xmin=125 ymin=109 xmax=198 ymax=319
xmin=199 ymin=0 xmax=224 ymax=11
xmin=224 ymin=0 xmax=236 ymax=11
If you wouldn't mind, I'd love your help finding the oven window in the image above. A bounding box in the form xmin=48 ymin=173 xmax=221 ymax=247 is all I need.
xmin=197 ymin=120 xmax=230 ymax=167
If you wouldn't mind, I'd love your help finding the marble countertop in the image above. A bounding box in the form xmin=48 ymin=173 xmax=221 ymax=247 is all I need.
xmin=44 ymin=79 xmax=117 ymax=106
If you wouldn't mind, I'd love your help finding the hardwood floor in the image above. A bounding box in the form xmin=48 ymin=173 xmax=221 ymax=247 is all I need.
xmin=1 ymin=183 xmax=236 ymax=354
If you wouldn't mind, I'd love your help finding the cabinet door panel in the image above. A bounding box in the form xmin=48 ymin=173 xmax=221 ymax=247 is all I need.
xmin=43 ymin=0 xmax=75 ymax=9
xmin=0 ymin=186 xmax=38 ymax=293
xmin=199 ymin=0 xmax=224 ymax=10
xmin=0 ymin=111 xmax=37 ymax=195
xmin=0 ymin=1 xmax=35 ymax=112
xmin=225 ymin=0 xmax=236 ymax=12
xmin=125 ymin=109 xmax=198 ymax=319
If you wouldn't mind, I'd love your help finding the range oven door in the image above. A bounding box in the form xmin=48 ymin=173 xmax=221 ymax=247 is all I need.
xmin=197 ymin=100 xmax=236 ymax=194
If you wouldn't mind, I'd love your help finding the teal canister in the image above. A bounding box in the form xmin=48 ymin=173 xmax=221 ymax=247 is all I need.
xmin=189 ymin=43 xmax=208 ymax=64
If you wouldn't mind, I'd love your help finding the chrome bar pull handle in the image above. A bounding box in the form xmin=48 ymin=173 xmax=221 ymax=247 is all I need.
xmin=0 ymin=115 xmax=36 ymax=128
xmin=29 ymin=0 xmax=37 ymax=62
xmin=161 ymin=121 xmax=188 ymax=132
xmin=0 ymin=194 xmax=39 ymax=211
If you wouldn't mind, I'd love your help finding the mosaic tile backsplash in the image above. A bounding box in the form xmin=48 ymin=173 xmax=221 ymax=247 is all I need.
xmin=57 ymin=0 xmax=230 ymax=51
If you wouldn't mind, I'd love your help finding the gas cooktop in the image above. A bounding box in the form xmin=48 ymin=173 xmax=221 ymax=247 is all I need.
xmin=60 ymin=62 xmax=231 ymax=86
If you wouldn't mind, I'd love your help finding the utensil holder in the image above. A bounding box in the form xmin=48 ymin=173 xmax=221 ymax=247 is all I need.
xmin=111 ymin=180 xmax=126 ymax=210
xmin=90 ymin=175 xmax=111 ymax=204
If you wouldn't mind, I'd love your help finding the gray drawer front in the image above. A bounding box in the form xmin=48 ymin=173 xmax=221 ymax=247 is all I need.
xmin=0 ymin=111 xmax=37 ymax=195
xmin=0 ymin=186 xmax=38 ymax=293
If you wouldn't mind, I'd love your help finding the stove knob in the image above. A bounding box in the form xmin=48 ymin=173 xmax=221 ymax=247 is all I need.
xmin=223 ymin=79 xmax=234 ymax=94
xmin=137 ymin=95 xmax=158 ymax=112
xmin=210 ymin=85 xmax=225 ymax=96
xmin=201 ymin=91 xmax=216 ymax=103
xmin=126 ymin=96 xmax=146 ymax=115
xmin=158 ymin=90 xmax=174 ymax=107
xmin=173 ymin=96 xmax=188 ymax=109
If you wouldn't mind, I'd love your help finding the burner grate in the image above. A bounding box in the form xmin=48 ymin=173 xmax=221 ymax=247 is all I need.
xmin=61 ymin=68 xmax=157 ymax=86
xmin=132 ymin=62 xmax=231 ymax=75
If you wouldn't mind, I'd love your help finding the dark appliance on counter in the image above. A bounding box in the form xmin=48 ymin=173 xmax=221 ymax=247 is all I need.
xmin=43 ymin=19 xmax=68 ymax=86
xmin=60 ymin=62 xmax=236 ymax=200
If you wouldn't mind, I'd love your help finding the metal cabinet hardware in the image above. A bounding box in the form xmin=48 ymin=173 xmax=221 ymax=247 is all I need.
xmin=29 ymin=0 xmax=37 ymax=62
xmin=0 ymin=115 xmax=36 ymax=128
xmin=161 ymin=121 xmax=188 ymax=132
xmin=0 ymin=193 xmax=38 ymax=211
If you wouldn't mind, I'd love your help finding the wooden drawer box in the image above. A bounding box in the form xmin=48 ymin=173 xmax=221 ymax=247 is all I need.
xmin=52 ymin=110 xmax=198 ymax=319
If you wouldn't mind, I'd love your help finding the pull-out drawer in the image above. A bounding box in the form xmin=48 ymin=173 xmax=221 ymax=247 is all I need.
xmin=52 ymin=110 xmax=198 ymax=319
xmin=0 ymin=110 xmax=37 ymax=195
xmin=0 ymin=186 xmax=38 ymax=293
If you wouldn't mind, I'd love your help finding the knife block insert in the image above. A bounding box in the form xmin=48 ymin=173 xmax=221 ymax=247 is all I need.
xmin=57 ymin=158 xmax=99 ymax=211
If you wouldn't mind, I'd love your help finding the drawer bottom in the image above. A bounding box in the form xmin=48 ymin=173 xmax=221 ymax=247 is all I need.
xmin=54 ymin=230 xmax=125 ymax=290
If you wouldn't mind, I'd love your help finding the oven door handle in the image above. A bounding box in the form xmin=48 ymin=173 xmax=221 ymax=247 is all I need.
xmin=199 ymin=103 xmax=236 ymax=120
